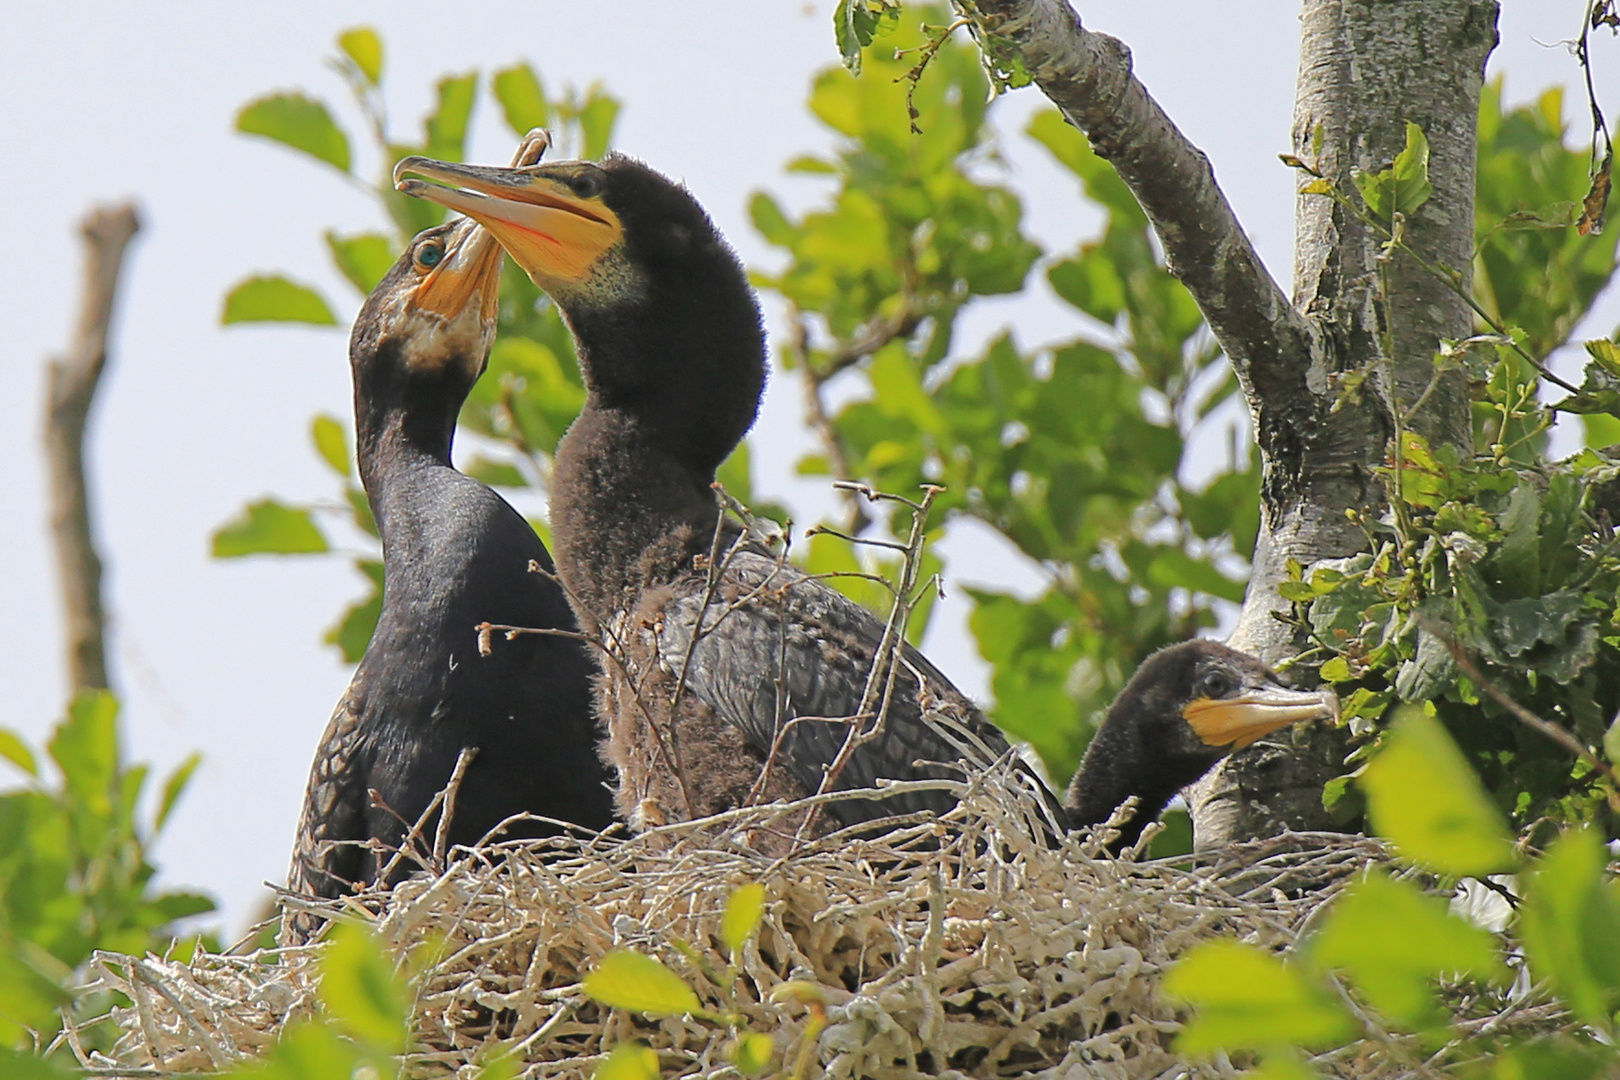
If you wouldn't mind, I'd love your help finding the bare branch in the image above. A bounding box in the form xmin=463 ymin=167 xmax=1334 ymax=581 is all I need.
xmin=45 ymin=203 xmax=141 ymax=695
xmin=963 ymin=0 xmax=1322 ymax=426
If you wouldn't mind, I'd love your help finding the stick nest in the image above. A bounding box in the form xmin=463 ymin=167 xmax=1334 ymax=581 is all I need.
xmin=74 ymin=770 xmax=1518 ymax=1078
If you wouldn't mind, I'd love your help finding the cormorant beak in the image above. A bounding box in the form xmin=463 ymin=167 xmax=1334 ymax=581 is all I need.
xmin=1184 ymin=682 xmax=1339 ymax=751
xmin=393 ymin=156 xmax=622 ymax=293
xmin=411 ymin=217 xmax=504 ymax=323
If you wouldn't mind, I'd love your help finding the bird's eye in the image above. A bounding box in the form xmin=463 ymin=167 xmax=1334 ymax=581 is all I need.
xmin=570 ymin=172 xmax=604 ymax=199
xmin=1199 ymin=670 xmax=1236 ymax=699
xmin=414 ymin=241 xmax=445 ymax=270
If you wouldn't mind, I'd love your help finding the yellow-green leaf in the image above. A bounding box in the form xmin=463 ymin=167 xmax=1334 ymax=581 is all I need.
xmin=317 ymin=923 xmax=410 ymax=1053
xmin=337 ymin=27 xmax=384 ymax=85
xmin=325 ymin=231 xmax=397 ymax=295
xmin=1360 ymin=708 xmax=1517 ymax=876
xmin=1163 ymin=940 xmax=1355 ymax=1053
xmin=0 ymin=728 xmax=38 ymax=777
xmin=1519 ymin=827 xmax=1620 ymax=1028
xmin=493 ymin=63 xmax=549 ymax=136
xmin=155 ymin=752 xmax=202 ymax=833
xmin=311 ymin=414 xmax=351 ymax=476
xmin=222 ymin=275 xmax=338 ymax=326
xmin=236 ymin=93 xmax=351 ymax=173
xmin=583 ymin=950 xmax=700 ymax=1015
xmin=729 ymin=1031 xmax=774 ymax=1076
xmin=213 ymin=499 xmax=330 ymax=557
xmin=595 ymin=1041 xmax=659 ymax=1080
xmin=721 ymin=883 xmax=766 ymax=955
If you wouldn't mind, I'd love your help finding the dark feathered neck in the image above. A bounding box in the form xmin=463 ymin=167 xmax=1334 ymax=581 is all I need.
xmin=549 ymin=258 xmax=766 ymax=622
xmin=353 ymin=348 xmax=465 ymax=496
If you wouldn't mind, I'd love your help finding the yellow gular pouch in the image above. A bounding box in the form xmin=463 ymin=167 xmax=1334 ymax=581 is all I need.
xmin=397 ymin=221 xmax=503 ymax=376
xmin=1183 ymin=687 xmax=1339 ymax=750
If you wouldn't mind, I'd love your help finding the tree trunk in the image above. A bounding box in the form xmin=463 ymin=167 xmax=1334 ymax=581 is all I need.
xmin=1188 ymin=0 xmax=1497 ymax=846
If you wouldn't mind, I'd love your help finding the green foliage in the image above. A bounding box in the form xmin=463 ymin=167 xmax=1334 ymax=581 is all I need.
xmin=212 ymin=498 xmax=330 ymax=557
xmin=753 ymin=8 xmax=1251 ymax=782
xmin=221 ymin=275 xmax=338 ymax=326
xmin=1353 ymin=121 xmax=1434 ymax=223
xmin=1168 ymin=713 xmax=1620 ymax=1076
xmin=0 ymin=692 xmax=214 ymax=1054
xmin=584 ymin=951 xmax=702 ymax=1016
xmin=236 ymin=93 xmax=352 ymax=173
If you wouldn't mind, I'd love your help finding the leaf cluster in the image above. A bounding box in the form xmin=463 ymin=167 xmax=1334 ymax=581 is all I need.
xmin=0 ymin=693 xmax=213 ymax=1062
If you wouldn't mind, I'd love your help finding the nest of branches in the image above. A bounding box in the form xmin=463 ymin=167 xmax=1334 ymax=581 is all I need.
xmin=72 ymin=758 xmax=1545 ymax=1080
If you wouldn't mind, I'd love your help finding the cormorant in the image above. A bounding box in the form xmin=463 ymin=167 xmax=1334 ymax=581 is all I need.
xmin=284 ymin=209 xmax=614 ymax=939
xmin=390 ymin=150 xmax=1335 ymax=847
xmin=1064 ymin=639 xmax=1337 ymax=851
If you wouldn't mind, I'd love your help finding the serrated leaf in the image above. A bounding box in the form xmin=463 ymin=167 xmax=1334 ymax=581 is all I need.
xmin=222 ymin=275 xmax=338 ymax=326
xmin=155 ymin=752 xmax=202 ymax=833
xmin=730 ymin=1031 xmax=773 ymax=1076
xmin=237 ymin=93 xmax=352 ymax=173
xmin=583 ymin=950 xmax=701 ymax=1015
xmin=0 ymin=729 xmax=38 ymax=777
xmin=1519 ymin=827 xmax=1620 ymax=1028
xmin=493 ymin=63 xmax=549 ymax=136
xmin=1309 ymin=870 xmax=1506 ymax=1030
xmin=311 ymin=414 xmax=351 ymax=476
xmin=325 ymin=231 xmax=397 ymax=295
xmin=1163 ymin=940 xmax=1355 ymax=1053
xmin=1389 ymin=121 xmax=1433 ymax=215
xmin=326 ymin=560 xmax=384 ymax=663
xmin=337 ymin=27 xmax=383 ymax=85
xmin=1360 ymin=707 xmax=1516 ymax=876
xmin=318 ymin=923 xmax=409 ymax=1053
xmin=50 ymin=690 xmax=119 ymax=814
xmin=721 ymin=883 xmax=766 ymax=955
xmin=595 ymin=1042 xmax=659 ymax=1080
xmin=212 ymin=499 xmax=330 ymax=557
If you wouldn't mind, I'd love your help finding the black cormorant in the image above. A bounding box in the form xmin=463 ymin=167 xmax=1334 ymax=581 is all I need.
xmin=284 ymin=210 xmax=614 ymax=937
xmin=390 ymin=151 xmax=1335 ymax=847
xmin=1064 ymin=639 xmax=1337 ymax=851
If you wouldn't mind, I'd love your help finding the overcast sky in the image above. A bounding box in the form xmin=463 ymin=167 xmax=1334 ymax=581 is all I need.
xmin=3 ymin=2 xmax=1613 ymax=933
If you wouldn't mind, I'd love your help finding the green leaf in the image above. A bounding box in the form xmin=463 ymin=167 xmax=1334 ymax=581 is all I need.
xmin=1308 ymin=870 xmax=1505 ymax=1030
xmin=326 ymin=560 xmax=384 ymax=663
xmin=0 ymin=1048 xmax=73 ymax=1080
xmin=576 ymin=92 xmax=621 ymax=160
xmin=325 ymin=231 xmax=397 ymax=295
xmin=493 ymin=63 xmax=549 ymax=135
xmin=749 ymin=191 xmax=796 ymax=248
xmin=1359 ymin=707 xmax=1517 ymax=876
xmin=425 ymin=72 xmax=478 ymax=161
xmin=721 ymin=882 xmax=766 ymax=955
xmin=1519 ymin=827 xmax=1620 ymax=1028
xmin=1163 ymin=940 xmax=1355 ymax=1053
xmin=229 ymin=1019 xmax=361 ymax=1080
xmin=583 ymin=950 xmax=701 ymax=1015
xmin=50 ymin=690 xmax=119 ymax=814
xmin=222 ymin=275 xmax=338 ymax=326
xmin=1605 ymin=715 xmax=1620 ymax=770
xmin=212 ymin=499 xmax=330 ymax=557
xmin=832 ymin=0 xmax=899 ymax=76
xmin=1354 ymin=121 xmax=1432 ymax=221
xmin=463 ymin=456 xmax=527 ymax=488
xmin=595 ymin=1042 xmax=659 ymax=1080
xmin=311 ymin=414 xmax=351 ymax=477
xmin=236 ymin=93 xmax=352 ymax=173
xmin=337 ymin=27 xmax=384 ymax=85
xmin=730 ymin=1031 xmax=774 ymax=1076
xmin=317 ymin=923 xmax=410 ymax=1053
xmin=0 ymin=728 xmax=38 ymax=777
xmin=155 ymin=752 xmax=202 ymax=834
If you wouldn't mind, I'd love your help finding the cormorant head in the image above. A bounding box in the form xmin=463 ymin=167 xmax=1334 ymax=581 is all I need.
xmin=350 ymin=216 xmax=504 ymax=388
xmin=392 ymin=140 xmax=765 ymax=452
xmin=1067 ymin=639 xmax=1338 ymax=842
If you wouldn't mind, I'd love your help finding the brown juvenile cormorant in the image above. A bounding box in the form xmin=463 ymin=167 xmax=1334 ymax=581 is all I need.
xmin=390 ymin=151 xmax=1334 ymax=845
xmin=284 ymin=211 xmax=613 ymax=936
xmin=1064 ymin=639 xmax=1337 ymax=851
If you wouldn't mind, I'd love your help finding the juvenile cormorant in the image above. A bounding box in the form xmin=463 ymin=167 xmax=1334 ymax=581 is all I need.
xmin=284 ymin=211 xmax=613 ymax=936
xmin=391 ymin=151 xmax=1335 ymax=846
xmin=1064 ymin=639 xmax=1337 ymax=851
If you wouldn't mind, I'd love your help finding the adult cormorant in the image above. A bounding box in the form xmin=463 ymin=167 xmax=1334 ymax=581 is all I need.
xmin=391 ymin=151 xmax=1334 ymax=846
xmin=1064 ymin=639 xmax=1337 ymax=851
xmin=284 ymin=210 xmax=614 ymax=937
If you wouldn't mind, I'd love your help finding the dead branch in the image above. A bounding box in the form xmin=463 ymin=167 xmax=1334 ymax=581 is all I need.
xmin=45 ymin=202 xmax=141 ymax=694
xmin=962 ymin=0 xmax=1322 ymax=429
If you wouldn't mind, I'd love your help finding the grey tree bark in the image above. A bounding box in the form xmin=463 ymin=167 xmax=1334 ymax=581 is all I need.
xmin=966 ymin=0 xmax=1497 ymax=845
xmin=45 ymin=203 xmax=141 ymax=695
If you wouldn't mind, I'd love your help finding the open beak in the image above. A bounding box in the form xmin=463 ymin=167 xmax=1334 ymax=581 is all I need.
xmin=1184 ymin=683 xmax=1339 ymax=750
xmin=411 ymin=217 xmax=504 ymax=323
xmin=393 ymin=153 xmax=621 ymax=292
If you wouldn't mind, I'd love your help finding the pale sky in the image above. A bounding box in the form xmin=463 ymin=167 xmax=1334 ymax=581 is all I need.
xmin=3 ymin=2 xmax=1612 ymax=932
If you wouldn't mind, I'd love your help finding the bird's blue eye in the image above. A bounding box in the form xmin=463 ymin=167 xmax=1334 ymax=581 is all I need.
xmin=416 ymin=242 xmax=444 ymax=268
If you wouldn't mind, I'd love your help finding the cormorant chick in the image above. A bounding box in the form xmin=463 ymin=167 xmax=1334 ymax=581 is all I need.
xmin=1065 ymin=639 xmax=1338 ymax=851
xmin=284 ymin=211 xmax=613 ymax=938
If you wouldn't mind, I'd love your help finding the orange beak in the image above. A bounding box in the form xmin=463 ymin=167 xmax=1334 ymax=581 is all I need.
xmin=1184 ymin=683 xmax=1339 ymax=750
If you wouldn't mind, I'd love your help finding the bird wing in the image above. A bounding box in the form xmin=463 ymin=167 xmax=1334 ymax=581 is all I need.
xmin=653 ymin=548 xmax=1020 ymax=827
xmin=284 ymin=684 xmax=372 ymax=928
